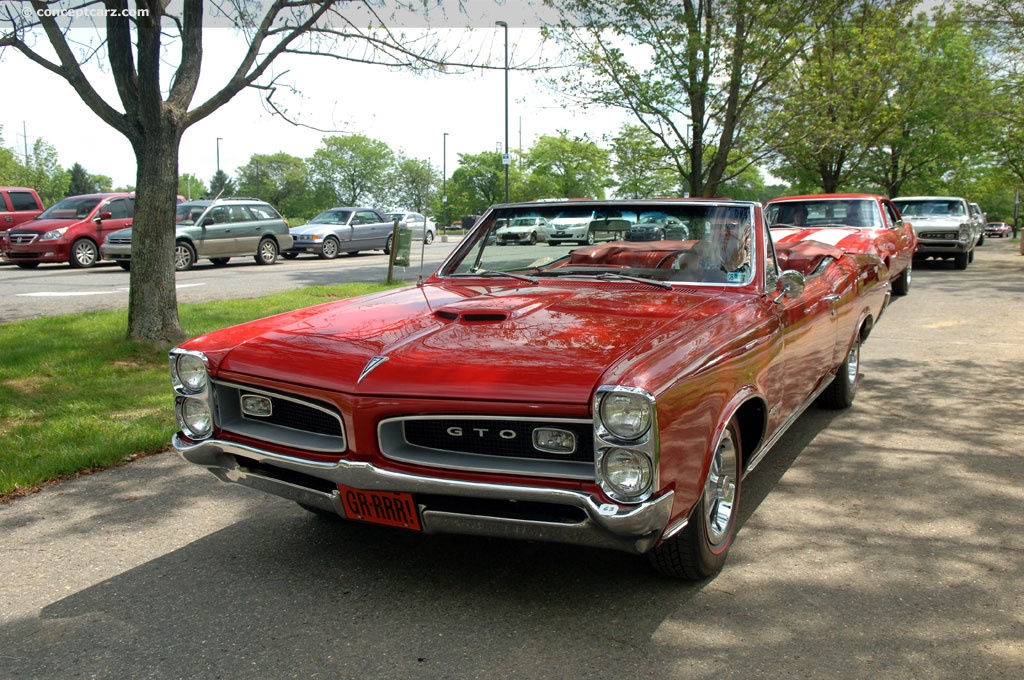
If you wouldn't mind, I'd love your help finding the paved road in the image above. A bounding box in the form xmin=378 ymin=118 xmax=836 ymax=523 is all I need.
xmin=0 ymin=236 xmax=463 ymax=323
xmin=1 ymin=240 xmax=1022 ymax=679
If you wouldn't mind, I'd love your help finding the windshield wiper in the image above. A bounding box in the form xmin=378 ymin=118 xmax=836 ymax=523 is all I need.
xmin=534 ymin=269 xmax=672 ymax=289
xmin=449 ymin=270 xmax=539 ymax=284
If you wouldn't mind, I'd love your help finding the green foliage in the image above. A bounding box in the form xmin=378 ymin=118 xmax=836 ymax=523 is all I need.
xmin=308 ymin=134 xmax=395 ymax=207
xmin=66 ymin=162 xmax=111 ymax=195
xmin=208 ymin=169 xmax=236 ymax=198
xmin=392 ymin=155 xmax=438 ymax=214
xmin=520 ymin=132 xmax=612 ymax=199
xmin=178 ymin=173 xmax=207 ymax=200
xmin=446 ymin=150 xmax=507 ymax=215
xmin=235 ymin=152 xmax=317 ymax=218
xmin=610 ymin=125 xmax=678 ymax=198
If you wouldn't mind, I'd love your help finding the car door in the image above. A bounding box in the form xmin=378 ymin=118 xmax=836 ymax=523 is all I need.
xmin=196 ymin=205 xmax=234 ymax=256
xmin=227 ymin=205 xmax=261 ymax=255
xmin=96 ymin=196 xmax=134 ymax=244
xmin=350 ymin=210 xmax=392 ymax=250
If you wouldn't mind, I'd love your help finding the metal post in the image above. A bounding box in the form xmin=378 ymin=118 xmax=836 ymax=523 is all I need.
xmin=496 ymin=20 xmax=509 ymax=203
xmin=216 ymin=137 xmax=222 ymax=173
xmin=442 ymin=132 xmax=449 ymax=243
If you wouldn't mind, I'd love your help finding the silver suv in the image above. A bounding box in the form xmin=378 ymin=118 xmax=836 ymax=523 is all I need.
xmin=892 ymin=196 xmax=980 ymax=270
xmin=102 ymin=197 xmax=293 ymax=271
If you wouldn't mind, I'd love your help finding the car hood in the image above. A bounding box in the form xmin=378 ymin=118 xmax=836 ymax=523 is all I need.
xmin=189 ymin=283 xmax=728 ymax=405
xmin=11 ymin=217 xmax=89 ymax=233
xmin=771 ymin=226 xmax=879 ymax=252
xmin=290 ymin=223 xmax=343 ymax=236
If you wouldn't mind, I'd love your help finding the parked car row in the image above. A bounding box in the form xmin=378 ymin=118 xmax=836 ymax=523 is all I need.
xmin=0 ymin=191 xmax=439 ymax=271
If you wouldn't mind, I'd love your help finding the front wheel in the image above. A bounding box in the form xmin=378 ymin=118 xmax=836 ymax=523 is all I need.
xmin=255 ymin=237 xmax=279 ymax=265
xmin=174 ymin=241 xmax=197 ymax=271
xmin=69 ymin=238 xmax=99 ymax=268
xmin=318 ymin=236 xmax=340 ymax=259
xmin=648 ymin=417 xmax=741 ymax=580
xmin=424 ymin=230 xmax=434 ymax=245
xmin=892 ymin=260 xmax=911 ymax=296
xmin=818 ymin=333 xmax=861 ymax=409
xmin=954 ymin=251 xmax=969 ymax=270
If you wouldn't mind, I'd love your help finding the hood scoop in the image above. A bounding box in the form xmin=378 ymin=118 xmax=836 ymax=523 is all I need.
xmin=435 ymin=309 xmax=510 ymax=323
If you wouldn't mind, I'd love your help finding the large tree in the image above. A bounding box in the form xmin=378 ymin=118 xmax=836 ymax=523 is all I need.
xmin=308 ymin=134 xmax=395 ymax=207
xmin=235 ymin=152 xmax=313 ymax=219
xmin=520 ymin=131 xmax=612 ymax=200
xmin=0 ymin=0 xmax=450 ymax=345
xmin=546 ymin=0 xmax=839 ymax=197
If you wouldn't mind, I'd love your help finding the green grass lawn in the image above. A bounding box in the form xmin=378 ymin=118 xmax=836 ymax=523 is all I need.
xmin=0 ymin=282 xmax=401 ymax=501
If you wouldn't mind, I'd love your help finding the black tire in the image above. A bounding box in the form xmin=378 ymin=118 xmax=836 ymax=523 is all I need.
xmin=580 ymin=229 xmax=596 ymax=246
xmin=954 ymin=251 xmax=969 ymax=270
xmin=69 ymin=238 xmax=99 ymax=268
xmin=16 ymin=262 xmax=40 ymax=269
xmin=255 ymin=237 xmax=279 ymax=265
xmin=891 ymin=260 xmax=911 ymax=296
xmin=528 ymin=232 xmax=537 ymax=245
xmin=281 ymin=252 xmax=299 ymax=260
xmin=424 ymin=230 xmax=434 ymax=245
xmin=977 ymin=234 xmax=985 ymax=246
xmin=117 ymin=261 xmax=131 ymax=271
xmin=648 ymin=417 xmax=742 ymax=579
xmin=384 ymin=234 xmax=393 ymax=254
xmin=818 ymin=333 xmax=861 ymax=409
xmin=210 ymin=257 xmax=230 ymax=266
xmin=318 ymin=236 xmax=340 ymax=259
xmin=174 ymin=241 xmax=197 ymax=271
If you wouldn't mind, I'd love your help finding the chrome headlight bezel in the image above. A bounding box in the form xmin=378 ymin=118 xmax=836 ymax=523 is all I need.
xmin=170 ymin=348 xmax=214 ymax=441
xmin=40 ymin=227 xmax=69 ymax=241
xmin=594 ymin=386 xmax=659 ymax=504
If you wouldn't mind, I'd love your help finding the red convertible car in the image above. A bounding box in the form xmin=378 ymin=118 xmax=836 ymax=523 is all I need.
xmin=766 ymin=194 xmax=916 ymax=296
xmin=171 ymin=199 xmax=890 ymax=579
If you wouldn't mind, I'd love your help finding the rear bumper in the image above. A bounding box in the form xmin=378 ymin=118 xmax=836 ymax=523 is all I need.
xmin=175 ymin=434 xmax=676 ymax=555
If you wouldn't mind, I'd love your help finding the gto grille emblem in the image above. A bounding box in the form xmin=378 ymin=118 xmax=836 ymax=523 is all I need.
xmin=446 ymin=427 xmax=517 ymax=439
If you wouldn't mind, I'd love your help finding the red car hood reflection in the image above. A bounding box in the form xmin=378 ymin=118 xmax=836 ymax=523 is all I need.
xmin=207 ymin=284 xmax=720 ymax=404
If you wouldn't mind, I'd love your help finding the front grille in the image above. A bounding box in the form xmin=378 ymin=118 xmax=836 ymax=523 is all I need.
xmin=9 ymin=233 xmax=37 ymax=244
xmin=919 ymin=232 xmax=957 ymax=240
xmin=106 ymin=236 xmax=132 ymax=245
xmin=380 ymin=416 xmax=595 ymax=480
xmin=214 ymin=381 xmax=345 ymax=453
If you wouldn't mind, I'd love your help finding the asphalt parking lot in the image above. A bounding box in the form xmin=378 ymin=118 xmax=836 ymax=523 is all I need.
xmin=1 ymin=239 xmax=1022 ymax=679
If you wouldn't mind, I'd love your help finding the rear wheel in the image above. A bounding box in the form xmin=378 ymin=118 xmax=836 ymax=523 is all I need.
xmin=255 ymin=237 xmax=279 ymax=265
xmin=648 ymin=417 xmax=741 ymax=580
xmin=384 ymin=234 xmax=394 ymax=254
xmin=424 ymin=230 xmax=434 ymax=245
xmin=69 ymin=238 xmax=99 ymax=268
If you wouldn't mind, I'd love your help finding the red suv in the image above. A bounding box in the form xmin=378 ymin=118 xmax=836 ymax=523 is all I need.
xmin=4 ymin=192 xmax=134 ymax=268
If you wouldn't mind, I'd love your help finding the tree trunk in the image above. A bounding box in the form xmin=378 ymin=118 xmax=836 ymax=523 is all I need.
xmin=126 ymin=123 xmax=186 ymax=347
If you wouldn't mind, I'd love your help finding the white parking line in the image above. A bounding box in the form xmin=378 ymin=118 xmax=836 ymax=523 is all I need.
xmin=17 ymin=283 xmax=205 ymax=297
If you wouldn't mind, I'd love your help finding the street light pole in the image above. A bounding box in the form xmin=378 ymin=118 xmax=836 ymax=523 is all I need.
xmin=216 ymin=137 xmax=222 ymax=173
xmin=442 ymin=132 xmax=449 ymax=243
xmin=495 ymin=20 xmax=509 ymax=203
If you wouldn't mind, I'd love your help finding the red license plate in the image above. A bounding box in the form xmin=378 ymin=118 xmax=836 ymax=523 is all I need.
xmin=338 ymin=484 xmax=421 ymax=531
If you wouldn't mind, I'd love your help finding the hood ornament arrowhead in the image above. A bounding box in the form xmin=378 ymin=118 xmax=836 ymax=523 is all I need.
xmin=358 ymin=355 xmax=389 ymax=383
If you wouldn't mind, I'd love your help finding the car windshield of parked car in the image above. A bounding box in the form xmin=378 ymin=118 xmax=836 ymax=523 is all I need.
xmin=37 ymin=196 xmax=101 ymax=220
xmin=893 ymin=200 xmax=965 ymax=218
xmin=441 ymin=202 xmax=756 ymax=286
xmin=310 ymin=209 xmax=353 ymax=225
xmin=767 ymin=199 xmax=880 ymax=228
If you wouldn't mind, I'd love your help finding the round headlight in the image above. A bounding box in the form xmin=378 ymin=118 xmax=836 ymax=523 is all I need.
xmin=179 ymin=397 xmax=213 ymax=439
xmin=600 ymin=448 xmax=653 ymax=500
xmin=176 ymin=353 xmax=208 ymax=393
xmin=599 ymin=391 xmax=653 ymax=440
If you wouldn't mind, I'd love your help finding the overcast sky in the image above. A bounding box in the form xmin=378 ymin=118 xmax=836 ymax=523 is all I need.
xmin=1 ymin=6 xmax=632 ymax=190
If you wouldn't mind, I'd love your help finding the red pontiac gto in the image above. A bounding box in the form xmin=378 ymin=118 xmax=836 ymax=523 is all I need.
xmin=766 ymin=194 xmax=917 ymax=296
xmin=171 ymin=199 xmax=890 ymax=579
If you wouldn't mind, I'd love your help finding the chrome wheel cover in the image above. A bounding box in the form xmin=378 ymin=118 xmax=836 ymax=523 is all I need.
xmin=846 ymin=338 xmax=860 ymax=386
xmin=704 ymin=427 xmax=738 ymax=545
xmin=74 ymin=241 xmax=97 ymax=266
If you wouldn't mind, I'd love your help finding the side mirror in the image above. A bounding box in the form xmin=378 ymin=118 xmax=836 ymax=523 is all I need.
xmin=200 ymin=217 xmax=214 ymax=227
xmin=774 ymin=269 xmax=806 ymax=303
xmin=96 ymin=211 xmax=113 ymax=221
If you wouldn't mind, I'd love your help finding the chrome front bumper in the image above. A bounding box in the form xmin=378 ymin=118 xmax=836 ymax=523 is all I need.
xmin=174 ymin=435 xmax=676 ymax=555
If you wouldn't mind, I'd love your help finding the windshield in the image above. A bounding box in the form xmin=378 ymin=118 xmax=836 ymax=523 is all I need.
xmin=38 ymin=196 xmax=102 ymax=220
xmin=767 ymin=199 xmax=881 ymax=228
xmin=310 ymin=209 xmax=353 ymax=225
xmin=893 ymin=200 xmax=965 ymax=218
xmin=440 ymin=202 xmax=757 ymax=286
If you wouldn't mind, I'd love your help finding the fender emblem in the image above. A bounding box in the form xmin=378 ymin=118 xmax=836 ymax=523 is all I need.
xmin=358 ymin=355 xmax=389 ymax=383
